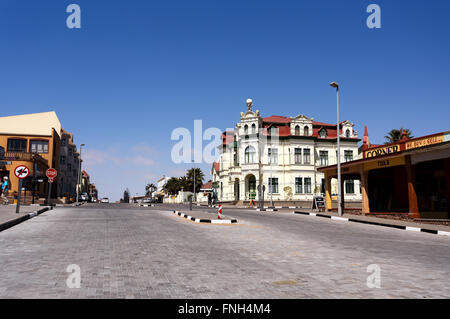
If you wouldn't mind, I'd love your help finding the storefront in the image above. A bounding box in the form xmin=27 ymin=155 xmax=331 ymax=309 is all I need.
xmin=319 ymin=131 xmax=450 ymax=219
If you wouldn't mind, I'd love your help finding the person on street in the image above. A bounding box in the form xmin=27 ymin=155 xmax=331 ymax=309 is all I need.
xmin=1 ymin=176 xmax=9 ymax=205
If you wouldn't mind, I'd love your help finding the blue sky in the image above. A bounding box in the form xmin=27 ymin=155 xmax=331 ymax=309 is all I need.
xmin=1 ymin=0 xmax=449 ymax=201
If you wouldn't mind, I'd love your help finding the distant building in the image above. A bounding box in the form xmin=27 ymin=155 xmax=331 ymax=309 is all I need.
xmin=211 ymin=102 xmax=361 ymax=205
xmin=58 ymin=128 xmax=80 ymax=200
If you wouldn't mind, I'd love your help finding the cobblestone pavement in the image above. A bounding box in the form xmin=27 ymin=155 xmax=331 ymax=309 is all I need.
xmin=0 ymin=203 xmax=448 ymax=298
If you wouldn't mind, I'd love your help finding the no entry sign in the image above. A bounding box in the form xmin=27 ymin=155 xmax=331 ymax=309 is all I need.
xmin=46 ymin=168 xmax=57 ymax=183
xmin=14 ymin=165 xmax=30 ymax=179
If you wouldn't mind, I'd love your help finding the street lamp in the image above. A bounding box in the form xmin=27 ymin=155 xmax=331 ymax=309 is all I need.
xmin=330 ymin=82 xmax=342 ymax=216
xmin=192 ymin=159 xmax=196 ymax=203
xmin=76 ymin=143 xmax=85 ymax=204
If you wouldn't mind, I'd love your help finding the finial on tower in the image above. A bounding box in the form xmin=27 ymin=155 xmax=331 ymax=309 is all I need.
xmin=246 ymin=98 xmax=253 ymax=112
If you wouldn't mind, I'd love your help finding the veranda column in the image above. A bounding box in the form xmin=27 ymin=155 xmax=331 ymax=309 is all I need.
xmin=359 ymin=166 xmax=370 ymax=214
xmin=324 ymin=171 xmax=332 ymax=211
xmin=405 ymin=155 xmax=420 ymax=218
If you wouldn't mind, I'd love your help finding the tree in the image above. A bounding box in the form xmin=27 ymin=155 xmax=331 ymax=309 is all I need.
xmin=164 ymin=177 xmax=181 ymax=195
xmin=384 ymin=128 xmax=413 ymax=144
xmin=186 ymin=168 xmax=205 ymax=194
xmin=145 ymin=183 xmax=157 ymax=197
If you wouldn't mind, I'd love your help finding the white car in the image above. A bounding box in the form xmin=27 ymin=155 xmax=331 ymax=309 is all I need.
xmin=101 ymin=198 xmax=109 ymax=203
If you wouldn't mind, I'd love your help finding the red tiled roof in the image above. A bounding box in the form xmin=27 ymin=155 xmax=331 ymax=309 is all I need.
xmin=222 ymin=131 xmax=235 ymax=145
xmin=263 ymin=115 xmax=291 ymax=124
xmin=200 ymin=181 xmax=213 ymax=190
xmin=82 ymin=170 xmax=89 ymax=178
xmin=213 ymin=162 xmax=220 ymax=172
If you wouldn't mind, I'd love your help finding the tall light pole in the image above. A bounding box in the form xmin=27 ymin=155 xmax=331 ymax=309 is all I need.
xmin=76 ymin=143 xmax=85 ymax=204
xmin=330 ymin=82 xmax=342 ymax=216
xmin=192 ymin=160 xmax=196 ymax=202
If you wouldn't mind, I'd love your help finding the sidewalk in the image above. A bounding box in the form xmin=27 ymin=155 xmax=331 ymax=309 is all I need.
xmin=0 ymin=204 xmax=52 ymax=233
xmin=0 ymin=205 xmax=43 ymax=225
xmin=173 ymin=209 xmax=237 ymax=224
xmin=294 ymin=209 xmax=450 ymax=234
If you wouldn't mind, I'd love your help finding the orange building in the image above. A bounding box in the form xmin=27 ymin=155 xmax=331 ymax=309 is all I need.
xmin=319 ymin=128 xmax=450 ymax=219
xmin=0 ymin=111 xmax=62 ymax=202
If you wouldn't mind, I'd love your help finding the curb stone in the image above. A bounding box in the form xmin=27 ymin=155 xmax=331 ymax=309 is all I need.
xmin=0 ymin=206 xmax=53 ymax=233
xmin=293 ymin=211 xmax=450 ymax=237
xmin=173 ymin=210 xmax=237 ymax=224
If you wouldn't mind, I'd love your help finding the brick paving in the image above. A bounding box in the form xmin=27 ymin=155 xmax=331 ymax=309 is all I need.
xmin=0 ymin=203 xmax=449 ymax=298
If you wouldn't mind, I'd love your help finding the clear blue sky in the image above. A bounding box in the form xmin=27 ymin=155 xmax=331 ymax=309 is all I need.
xmin=1 ymin=0 xmax=449 ymax=201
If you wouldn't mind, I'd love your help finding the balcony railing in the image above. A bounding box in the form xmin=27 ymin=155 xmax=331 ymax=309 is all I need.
xmin=4 ymin=151 xmax=48 ymax=165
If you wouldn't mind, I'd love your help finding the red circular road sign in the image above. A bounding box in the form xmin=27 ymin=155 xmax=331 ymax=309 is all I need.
xmin=46 ymin=168 xmax=57 ymax=183
xmin=14 ymin=165 xmax=30 ymax=179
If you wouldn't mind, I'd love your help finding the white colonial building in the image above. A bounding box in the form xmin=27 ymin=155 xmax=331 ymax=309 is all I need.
xmin=211 ymin=101 xmax=362 ymax=205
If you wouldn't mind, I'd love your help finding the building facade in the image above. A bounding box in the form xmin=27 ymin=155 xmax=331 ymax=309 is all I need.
xmin=320 ymin=129 xmax=450 ymax=219
xmin=57 ymin=129 xmax=80 ymax=200
xmin=212 ymin=103 xmax=362 ymax=204
xmin=0 ymin=111 xmax=61 ymax=200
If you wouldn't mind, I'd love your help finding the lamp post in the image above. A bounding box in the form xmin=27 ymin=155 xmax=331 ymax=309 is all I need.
xmin=192 ymin=160 xmax=196 ymax=203
xmin=76 ymin=143 xmax=85 ymax=204
xmin=330 ymin=82 xmax=342 ymax=216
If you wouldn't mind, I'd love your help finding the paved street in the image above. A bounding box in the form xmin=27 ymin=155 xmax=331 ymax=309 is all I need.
xmin=0 ymin=203 xmax=449 ymax=298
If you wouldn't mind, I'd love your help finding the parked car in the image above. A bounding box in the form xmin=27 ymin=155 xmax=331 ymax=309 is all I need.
xmin=141 ymin=198 xmax=153 ymax=204
xmin=101 ymin=198 xmax=109 ymax=203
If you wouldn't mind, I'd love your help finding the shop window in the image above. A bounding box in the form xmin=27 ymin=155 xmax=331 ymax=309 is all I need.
xmin=7 ymin=138 xmax=27 ymax=152
xmin=30 ymin=140 xmax=49 ymax=154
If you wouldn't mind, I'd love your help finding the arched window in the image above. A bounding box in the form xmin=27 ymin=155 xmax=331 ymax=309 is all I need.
xmin=245 ymin=146 xmax=256 ymax=163
xmin=244 ymin=124 xmax=248 ymax=135
xmin=345 ymin=129 xmax=351 ymax=138
xmin=304 ymin=126 xmax=309 ymax=136
xmin=251 ymin=123 xmax=256 ymax=134
xmin=295 ymin=125 xmax=300 ymax=135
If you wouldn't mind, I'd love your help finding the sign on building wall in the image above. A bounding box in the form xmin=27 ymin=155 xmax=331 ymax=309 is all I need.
xmin=363 ymin=156 xmax=405 ymax=171
xmin=364 ymin=144 xmax=401 ymax=158
xmin=405 ymin=134 xmax=445 ymax=150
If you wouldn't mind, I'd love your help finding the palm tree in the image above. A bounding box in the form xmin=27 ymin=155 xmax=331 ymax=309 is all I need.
xmin=384 ymin=128 xmax=413 ymax=144
xmin=145 ymin=183 xmax=157 ymax=197
xmin=186 ymin=168 xmax=205 ymax=194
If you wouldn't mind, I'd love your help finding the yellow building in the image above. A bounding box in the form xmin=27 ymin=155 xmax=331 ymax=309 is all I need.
xmin=0 ymin=111 xmax=61 ymax=201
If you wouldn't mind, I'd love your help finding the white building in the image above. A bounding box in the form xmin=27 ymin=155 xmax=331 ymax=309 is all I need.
xmin=211 ymin=102 xmax=362 ymax=205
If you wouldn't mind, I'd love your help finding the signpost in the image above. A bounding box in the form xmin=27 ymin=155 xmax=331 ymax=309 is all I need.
xmin=14 ymin=165 xmax=30 ymax=214
xmin=46 ymin=168 xmax=57 ymax=206
xmin=312 ymin=195 xmax=325 ymax=212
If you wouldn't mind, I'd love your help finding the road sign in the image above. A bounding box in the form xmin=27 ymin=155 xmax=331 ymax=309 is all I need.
xmin=14 ymin=165 xmax=30 ymax=179
xmin=46 ymin=168 xmax=57 ymax=183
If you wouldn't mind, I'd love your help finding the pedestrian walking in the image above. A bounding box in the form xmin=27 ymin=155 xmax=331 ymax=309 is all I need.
xmin=1 ymin=176 xmax=9 ymax=205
